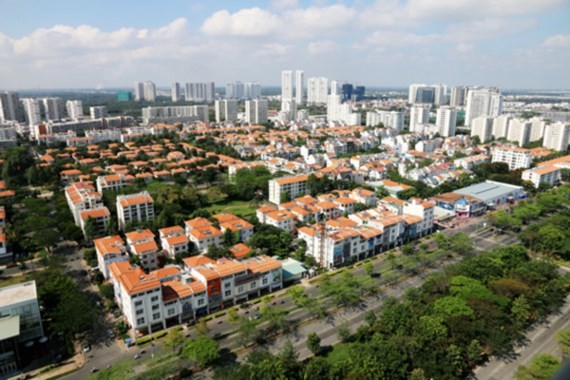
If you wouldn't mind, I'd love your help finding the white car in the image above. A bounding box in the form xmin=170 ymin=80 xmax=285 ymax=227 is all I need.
xmin=82 ymin=344 xmax=91 ymax=353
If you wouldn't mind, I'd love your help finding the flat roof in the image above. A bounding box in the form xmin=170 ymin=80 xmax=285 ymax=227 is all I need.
xmin=453 ymin=181 xmax=523 ymax=203
xmin=0 ymin=281 xmax=38 ymax=309
xmin=281 ymin=258 xmax=307 ymax=279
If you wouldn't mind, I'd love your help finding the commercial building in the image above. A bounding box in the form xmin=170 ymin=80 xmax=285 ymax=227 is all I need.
xmin=0 ymin=281 xmax=44 ymax=375
xmin=491 ymin=146 xmax=532 ymax=170
xmin=116 ymin=192 xmax=155 ymax=230
xmin=453 ymin=180 xmax=525 ymax=208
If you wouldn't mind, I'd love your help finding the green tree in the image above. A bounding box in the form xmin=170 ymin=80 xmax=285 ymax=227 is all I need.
xmin=83 ymin=217 xmax=99 ymax=241
xmin=409 ymin=368 xmax=427 ymax=380
xmin=337 ymin=320 xmax=351 ymax=342
xmin=182 ymin=336 xmax=220 ymax=367
xmin=364 ymin=262 xmax=375 ymax=277
xmin=556 ymin=327 xmax=570 ymax=357
xmin=365 ymin=310 xmax=377 ymax=327
xmin=515 ymin=354 xmax=561 ymax=380
xmin=99 ymin=283 xmax=114 ymax=300
xmin=164 ymin=328 xmax=185 ymax=353
xmin=195 ymin=318 xmax=210 ymax=336
xmin=306 ymin=332 xmax=322 ymax=356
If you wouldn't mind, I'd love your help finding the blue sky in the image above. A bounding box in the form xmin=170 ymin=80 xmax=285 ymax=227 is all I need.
xmin=0 ymin=0 xmax=569 ymax=89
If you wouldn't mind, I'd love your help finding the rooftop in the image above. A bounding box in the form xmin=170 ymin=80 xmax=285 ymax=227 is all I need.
xmin=453 ymin=180 xmax=524 ymax=203
xmin=0 ymin=281 xmax=38 ymax=309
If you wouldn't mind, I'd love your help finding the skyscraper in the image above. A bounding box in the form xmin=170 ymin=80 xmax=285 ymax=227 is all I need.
xmin=341 ymin=84 xmax=353 ymax=102
xmin=172 ymin=83 xmax=181 ymax=102
xmin=450 ymin=86 xmax=467 ymax=107
xmin=543 ymin=122 xmax=570 ymax=151
xmin=0 ymin=91 xmax=23 ymax=122
xmin=143 ymin=82 xmax=156 ymax=102
xmin=307 ymin=77 xmax=329 ymax=105
xmin=281 ymin=70 xmax=293 ymax=101
xmin=295 ymin=70 xmax=304 ymax=104
xmin=134 ymin=82 xmax=145 ymax=101
xmin=42 ymin=98 xmax=65 ymax=121
xmin=214 ymin=99 xmax=238 ymax=122
xmin=507 ymin=119 xmax=531 ymax=146
xmin=436 ymin=106 xmax=457 ymax=137
xmin=226 ymin=81 xmax=244 ymax=99
xmin=185 ymin=82 xmax=215 ymax=102
xmin=21 ymin=98 xmax=41 ymax=126
xmin=464 ymin=88 xmax=503 ymax=127
xmin=66 ymin=100 xmax=83 ymax=121
xmin=245 ymin=99 xmax=268 ymax=125
xmin=244 ymin=82 xmax=261 ymax=99
xmin=330 ymin=81 xmax=340 ymax=96
xmin=471 ymin=116 xmax=493 ymax=143
xmin=409 ymin=104 xmax=431 ymax=133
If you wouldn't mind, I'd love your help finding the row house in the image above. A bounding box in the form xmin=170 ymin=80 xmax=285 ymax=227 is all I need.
xmin=94 ymin=235 xmax=128 ymax=279
xmin=96 ymin=173 xmax=135 ymax=194
xmin=65 ymin=181 xmax=103 ymax=226
xmin=159 ymin=226 xmax=190 ymax=258
xmin=125 ymin=229 xmax=160 ymax=271
xmin=116 ymin=191 xmax=155 ymax=230
xmin=185 ymin=217 xmax=223 ymax=253
xmin=212 ymin=213 xmax=254 ymax=242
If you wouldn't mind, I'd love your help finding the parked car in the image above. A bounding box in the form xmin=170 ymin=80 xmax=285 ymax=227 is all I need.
xmin=82 ymin=344 xmax=91 ymax=353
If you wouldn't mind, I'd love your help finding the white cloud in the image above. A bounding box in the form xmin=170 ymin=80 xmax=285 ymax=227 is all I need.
xmin=455 ymin=43 xmax=473 ymax=53
xmin=257 ymin=43 xmax=292 ymax=56
xmin=445 ymin=17 xmax=536 ymax=41
xmin=307 ymin=40 xmax=338 ymax=55
xmin=365 ymin=31 xmax=440 ymax=47
xmin=271 ymin=0 xmax=298 ymax=10
xmin=201 ymin=8 xmax=280 ymax=37
xmin=282 ymin=5 xmax=356 ymax=38
xmin=542 ymin=34 xmax=570 ymax=48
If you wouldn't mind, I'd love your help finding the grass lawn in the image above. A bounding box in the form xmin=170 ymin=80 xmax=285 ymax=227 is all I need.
xmin=0 ymin=273 xmax=33 ymax=288
xmin=90 ymin=359 xmax=135 ymax=380
xmin=204 ymin=199 xmax=257 ymax=218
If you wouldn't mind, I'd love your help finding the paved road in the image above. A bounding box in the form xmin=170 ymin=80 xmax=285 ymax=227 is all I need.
xmin=474 ymin=295 xmax=570 ymax=380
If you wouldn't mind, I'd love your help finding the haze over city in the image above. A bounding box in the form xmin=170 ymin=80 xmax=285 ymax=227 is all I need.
xmin=1 ymin=0 xmax=569 ymax=89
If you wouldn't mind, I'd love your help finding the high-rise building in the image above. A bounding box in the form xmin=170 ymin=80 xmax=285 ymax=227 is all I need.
xmin=245 ymin=99 xmax=268 ymax=125
xmin=507 ymin=118 xmax=532 ymax=146
xmin=21 ymin=98 xmax=41 ymax=126
xmin=450 ymin=86 xmax=467 ymax=107
xmin=409 ymin=104 xmax=431 ymax=133
xmin=529 ymin=117 xmax=546 ymax=142
xmin=365 ymin=110 xmax=404 ymax=131
xmin=244 ymin=82 xmax=261 ymax=99
xmin=354 ymin=86 xmax=366 ymax=102
xmin=295 ymin=70 xmax=304 ymax=104
xmin=185 ymin=82 xmax=215 ymax=102
xmin=42 ymin=98 xmax=65 ymax=121
xmin=330 ymin=81 xmax=340 ymax=96
xmin=543 ymin=122 xmax=570 ymax=151
xmin=327 ymin=95 xmax=361 ymax=125
xmin=471 ymin=116 xmax=493 ymax=143
xmin=280 ymin=100 xmax=297 ymax=121
xmin=341 ymin=83 xmax=353 ymax=102
xmin=172 ymin=82 xmax=181 ymax=102
xmin=90 ymin=106 xmax=108 ymax=119
xmin=117 ymin=91 xmax=131 ymax=102
xmin=214 ymin=99 xmax=238 ymax=122
xmin=492 ymin=115 xmax=512 ymax=139
xmin=436 ymin=106 xmax=457 ymax=137
xmin=307 ymin=77 xmax=329 ymax=104
xmin=226 ymin=81 xmax=245 ymax=99
xmin=134 ymin=82 xmax=145 ymax=101
xmin=464 ymin=88 xmax=503 ymax=127
xmin=66 ymin=100 xmax=83 ymax=121
xmin=143 ymin=82 xmax=156 ymax=102
xmin=281 ymin=71 xmax=293 ymax=101
xmin=433 ymin=84 xmax=448 ymax=106
xmin=0 ymin=91 xmax=23 ymax=122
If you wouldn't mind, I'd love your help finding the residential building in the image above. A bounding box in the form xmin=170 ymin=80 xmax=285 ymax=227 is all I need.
xmin=171 ymin=82 xmax=181 ymax=102
xmin=409 ymin=104 xmax=430 ymax=133
xmin=96 ymin=173 xmax=134 ymax=193
xmin=89 ymin=106 xmax=108 ymax=119
xmin=507 ymin=118 xmax=531 ymax=146
xmin=125 ymin=229 xmax=160 ymax=271
xmin=212 ymin=213 xmax=254 ymax=242
xmin=42 ymin=97 xmax=65 ymax=121
xmin=543 ymin=122 xmax=570 ymax=151
xmin=214 ymin=99 xmax=238 ymax=122
xmin=529 ymin=117 xmax=546 ymax=142
xmin=268 ymin=174 xmax=314 ymax=204
xmin=185 ymin=217 xmax=223 ymax=253
xmin=185 ymin=82 xmax=215 ymax=102
xmin=307 ymin=77 xmax=329 ymax=104
xmin=80 ymin=207 xmax=111 ymax=238
xmin=116 ymin=191 xmax=155 ymax=230
xmin=281 ymin=70 xmax=293 ymax=101
xmin=225 ymin=81 xmax=244 ymax=99
xmin=522 ymin=165 xmax=561 ymax=189
xmin=454 ymin=154 xmax=490 ymax=170
xmin=159 ymin=226 xmax=190 ymax=258
xmin=280 ymin=99 xmax=297 ymax=121
xmin=94 ymin=235 xmax=128 ymax=279
xmin=142 ymin=105 xmax=208 ymax=124
xmin=492 ymin=114 xmax=512 ymax=139
xmin=295 ymin=70 xmax=304 ymax=104
xmin=436 ymin=106 xmax=457 ymax=137
xmin=408 ymin=84 xmax=435 ymax=104
xmin=21 ymin=98 xmax=41 ymax=126
xmin=449 ymin=86 xmax=467 ymax=107
xmin=0 ymin=281 xmax=44 ymax=373
xmin=402 ymin=198 xmax=435 ymax=236
xmin=491 ymin=146 xmax=532 ymax=170
xmin=134 ymin=82 xmax=145 ymax=101
xmin=366 ymin=110 xmax=404 ymax=131
xmin=245 ymin=99 xmax=268 ymax=125
xmin=143 ymin=82 xmax=156 ymax=102
xmin=65 ymin=181 xmax=104 ymax=226
xmin=264 ymin=210 xmax=296 ymax=232
xmin=0 ymin=91 xmax=23 ymax=122
xmin=471 ymin=116 xmax=493 ymax=142
xmin=464 ymin=88 xmax=503 ymax=126
xmin=65 ymin=100 xmax=83 ymax=120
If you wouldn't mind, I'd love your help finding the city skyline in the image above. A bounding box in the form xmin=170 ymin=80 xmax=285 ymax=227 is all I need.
xmin=0 ymin=0 xmax=569 ymax=90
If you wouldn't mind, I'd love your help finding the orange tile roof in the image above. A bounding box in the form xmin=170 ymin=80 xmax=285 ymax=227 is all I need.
xmin=185 ymin=217 xmax=212 ymax=230
xmin=151 ymin=266 xmax=181 ymax=280
xmin=159 ymin=225 xmax=185 ymax=237
xmin=196 ymin=267 xmax=221 ymax=281
xmin=213 ymin=260 xmax=247 ymax=277
xmin=221 ymin=219 xmax=253 ymax=232
xmin=80 ymin=207 xmax=110 ymax=220
xmin=133 ymin=240 xmax=159 ymax=255
xmin=335 ymin=197 xmax=357 ymax=205
xmin=183 ymin=255 xmax=216 ymax=268
xmin=298 ymin=226 xmax=317 ymax=237
xmin=266 ymin=210 xmax=295 ymax=222
xmin=125 ymin=229 xmax=155 ymax=243
xmin=94 ymin=235 xmax=125 ymax=257
xmin=230 ymin=243 xmax=252 ymax=259
xmin=188 ymin=225 xmax=223 ymax=240
xmin=244 ymin=255 xmax=282 ymax=273
xmin=382 ymin=196 xmax=405 ymax=206
xmin=166 ymin=234 xmax=189 ymax=246
xmin=316 ymin=201 xmax=338 ymax=210
xmin=109 ymin=262 xmax=161 ymax=296
xmin=213 ymin=213 xmax=240 ymax=224
xmin=257 ymin=205 xmax=278 ymax=213
xmin=119 ymin=193 xmax=153 ymax=207
xmin=275 ymin=174 xmax=310 ymax=185
xmin=532 ymin=165 xmax=560 ymax=175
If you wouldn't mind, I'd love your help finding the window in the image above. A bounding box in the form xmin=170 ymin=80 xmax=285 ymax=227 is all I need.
xmin=152 ymin=304 xmax=159 ymax=310
xmin=135 ymin=300 xmax=142 ymax=306
xmin=153 ymin=313 xmax=160 ymax=320
xmin=136 ymin=318 xmax=145 ymax=325
xmin=151 ymin=296 xmax=159 ymax=302
xmin=250 ymin=282 xmax=256 ymax=289
xmin=136 ymin=309 xmax=144 ymax=315
xmin=262 ymin=278 xmax=268 ymax=285
xmin=224 ymin=282 xmax=231 ymax=288
xmin=238 ymin=286 xmax=244 ymax=293
xmin=197 ymin=299 xmax=204 ymax=306
xmin=225 ymin=290 xmax=231 ymax=297
xmin=168 ymin=308 xmax=175 ymax=316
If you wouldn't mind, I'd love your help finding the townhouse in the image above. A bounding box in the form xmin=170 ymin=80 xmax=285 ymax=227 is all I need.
xmin=116 ymin=191 xmax=155 ymax=230
xmin=94 ymin=235 xmax=128 ymax=279
xmin=185 ymin=217 xmax=223 ymax=253
xmin=125 ymin=229 xmax=160 ymax=271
